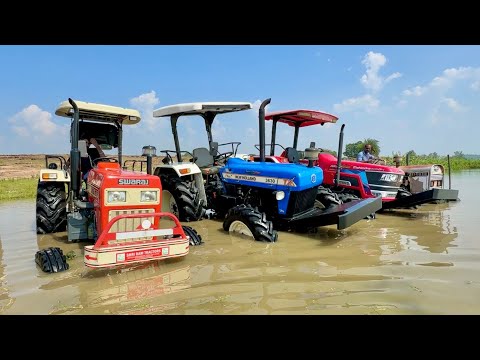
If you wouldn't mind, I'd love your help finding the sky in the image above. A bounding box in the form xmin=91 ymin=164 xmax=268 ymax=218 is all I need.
xmin=0 ymin=45 xmax=479 ymax=157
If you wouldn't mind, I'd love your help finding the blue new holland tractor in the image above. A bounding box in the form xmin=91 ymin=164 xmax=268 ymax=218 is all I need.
xmin=218 ymin=99 xmax=382 ymax=242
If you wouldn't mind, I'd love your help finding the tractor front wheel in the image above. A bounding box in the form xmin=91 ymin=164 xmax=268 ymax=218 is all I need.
xmin=337 ymin=192 xmax=361 ymax=203
xmin=182 ymin=225 xmax=203 ymax=246
xmin=223 ymin=205 xmax=278 ymax=242
xmin=35 ymin=247 xmax=69 ymax=273
xmin=161 ymin=178 xmax=206 ymax=222
xmin=36 ymin=182 xmax=67 ymax=234
xmin=316 ymin=186 xmax=342 ymax=209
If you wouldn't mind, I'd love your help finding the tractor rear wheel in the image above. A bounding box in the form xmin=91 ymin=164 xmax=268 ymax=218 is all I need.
xmin=161 ymin=178 xmax=206 ymax=222
xmin=316 ymin=186 xmax=342 ymax=208
xmin=36 ymin=182 xmax=67 ymax=234
xmin=223 ymin=204 xmax=278 ymax=242
xmin=182 ymin=225 xmax=203 ymax=246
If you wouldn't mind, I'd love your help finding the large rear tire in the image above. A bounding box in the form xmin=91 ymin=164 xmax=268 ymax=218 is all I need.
xmin=316 ymin=186 xmax=342 ymax=209
xmin=223 ymin=204 xmax=278 ymax=242
xmin=161 ymin=177 xmax=206 ymax=222
xmin=36 ymin=182 xmax=67 ymax=234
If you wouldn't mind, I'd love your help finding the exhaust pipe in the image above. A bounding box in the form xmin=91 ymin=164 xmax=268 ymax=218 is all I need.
xmin=447 ymin=154 xmax=452 ymax=189
xmin=68 ymin=98 xmax=81 ymax=200
xmin=335 ymin=124 xmax=345 ymax=187
xmin=259 ymin=98 xmax=271 ymax=163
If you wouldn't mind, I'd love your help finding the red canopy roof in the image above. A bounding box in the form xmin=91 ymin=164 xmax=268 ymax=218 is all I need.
xmin=265 ymin=110 xmax=338 ymax=127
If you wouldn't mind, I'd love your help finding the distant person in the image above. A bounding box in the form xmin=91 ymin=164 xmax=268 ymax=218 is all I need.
xmin=357 ymin=144 xmax=375 ymax=163
xmin=81 ymin=137 xmax=106 ymax=181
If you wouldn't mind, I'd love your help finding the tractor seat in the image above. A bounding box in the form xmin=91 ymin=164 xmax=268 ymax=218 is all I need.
xmin=285 ymin=147 xmax=300 ymax=164
xmin=192 ymin=147 xmax=222 ymax=175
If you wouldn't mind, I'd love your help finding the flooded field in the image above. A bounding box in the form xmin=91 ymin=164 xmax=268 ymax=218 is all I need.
xmin=1 ymin=170 xmax=479 ymax=314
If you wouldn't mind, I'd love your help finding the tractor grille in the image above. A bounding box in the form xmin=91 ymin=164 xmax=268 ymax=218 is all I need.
xmin=286 ymin=187 xmax=317 ymax=216
xmin=108 ymin=208 xmax=155 ymax=233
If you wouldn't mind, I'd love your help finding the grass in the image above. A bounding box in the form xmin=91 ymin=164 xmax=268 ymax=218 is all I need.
xmin=0 ymin=177 xmax=38 ymax=201
xmin=383 ymin=155 xmax=480 ymax=171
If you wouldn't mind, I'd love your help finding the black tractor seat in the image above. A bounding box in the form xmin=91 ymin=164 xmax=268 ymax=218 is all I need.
xmin=192 ymin=147 xmax=222 ymax=175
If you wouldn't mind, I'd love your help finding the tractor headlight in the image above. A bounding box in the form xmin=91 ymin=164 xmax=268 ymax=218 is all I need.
xmin=275 ymin=191 xmax=285 ymax=201
xmin=140 ymin=190 xmax=157 ymax=202
xmin=107 ymin=191 xmax=126 ymax=202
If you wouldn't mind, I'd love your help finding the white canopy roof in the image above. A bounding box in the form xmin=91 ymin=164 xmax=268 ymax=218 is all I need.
xmin=153 ymin=102 xmax=252 ymax=117
xmin=55 ymin=100 xmax=141 ymax=125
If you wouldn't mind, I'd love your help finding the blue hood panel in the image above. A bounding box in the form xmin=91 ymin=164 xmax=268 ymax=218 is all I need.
xmin=220 ymin=158 xmax=323 ymax=191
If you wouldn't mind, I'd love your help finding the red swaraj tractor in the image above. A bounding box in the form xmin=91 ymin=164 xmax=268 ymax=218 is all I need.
xmin=260 ymin=109 xmax=459 ymax=210
xmin=35 ymin=99 xmax=201 ymax=273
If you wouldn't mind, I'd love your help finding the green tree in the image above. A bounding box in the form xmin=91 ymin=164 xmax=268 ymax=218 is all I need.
xmin=406 ymin=149 xmax=416 ymax=157
xmin=343 ymin=138 xmax=381 ymax=158
xmin=361 ymin=138 xmax=381 ymax=156
xmin=453 ymin=151 xmax=464 ymax=158
xmin=343 ymin=141 xmax=363 ymax=158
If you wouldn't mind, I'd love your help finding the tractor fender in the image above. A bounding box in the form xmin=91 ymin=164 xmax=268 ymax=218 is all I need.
xmin=155 ymin=163 xmax=202 ymax=177
xmin=39 ymin=169 xmax=70 ymax=182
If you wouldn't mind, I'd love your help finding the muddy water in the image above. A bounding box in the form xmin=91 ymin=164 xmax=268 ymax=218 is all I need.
xmin=1 ymin=170 xmax=479 ymax=315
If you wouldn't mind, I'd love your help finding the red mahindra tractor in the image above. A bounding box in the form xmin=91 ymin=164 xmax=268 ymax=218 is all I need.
xmin=252 ymin=109 xmax=458 ymax=210
xmin=35 ymin=99 xmax=201 ymax=273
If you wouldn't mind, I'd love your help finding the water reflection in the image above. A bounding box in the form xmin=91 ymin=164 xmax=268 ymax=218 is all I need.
xmin=43 ymin=260 xmax=192 ymax=315
xmin=379 ymin=207 xmax=458 ymax=254
xmin=1 ymin=171 xmax=480 ymax=314
xmin=0 ymin=236 xmax=14 ymax=312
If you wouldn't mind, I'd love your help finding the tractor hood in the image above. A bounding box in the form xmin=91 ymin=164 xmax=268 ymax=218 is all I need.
xmin=220 ymin=158 xmax=323 ymax=191
xmin=318 ymin=153 xmax=404 ymax=174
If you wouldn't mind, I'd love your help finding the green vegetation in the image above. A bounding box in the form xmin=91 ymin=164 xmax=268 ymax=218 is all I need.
xmin=383 ymin=154 xmax=480 ymax=171
xmin=344 ymin=138 xmax=381 ymax=158
xmin=0 ymin=177 xmax=38 ymax=201
xmin=343 ymin=139 xmax=480 ymax=171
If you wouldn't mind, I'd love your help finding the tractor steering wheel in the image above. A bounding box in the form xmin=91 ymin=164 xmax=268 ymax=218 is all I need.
xmin=215 ymin=151 xmax=234 ymax=165
xmin=369 ymin=157 xmax=386 ymax=165
xmin=162 ymin=152 xmax=174 ymax=165
xmin=93 ymin=157 xmax=119 ymax=165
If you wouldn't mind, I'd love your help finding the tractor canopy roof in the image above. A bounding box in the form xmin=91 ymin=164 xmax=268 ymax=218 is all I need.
xmin=265 ymin=110 xmax=338 ymax=127
xmin=55 ymin=100 xmax=141 ymax=125
xmin=153 ymin=102 xmax=252 ymax=118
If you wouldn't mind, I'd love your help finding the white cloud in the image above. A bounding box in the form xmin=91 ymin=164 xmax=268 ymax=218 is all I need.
xmin=360 ymin=51 xmax=402 ymax=92
xmin=402 ymin=86 xmax=426 ymax=96
xmin=442 ymin=97 xmax=467 ymax=112
xmin=8 ymin=105 xmax=68 ymax=142
xmin=129 ymin=91 xmax=160 ymax=130
xmin=404 ymin=66 xmax=480 ymax=97
xmin=333 ymin=94 xmax=379 ymax=113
